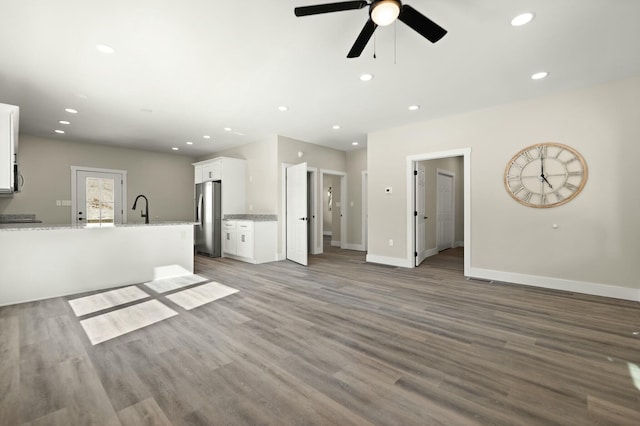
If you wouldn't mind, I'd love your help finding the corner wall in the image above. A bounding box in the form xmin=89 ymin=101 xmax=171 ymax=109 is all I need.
xmin=367 ymin=75 xmax=640 ymax=298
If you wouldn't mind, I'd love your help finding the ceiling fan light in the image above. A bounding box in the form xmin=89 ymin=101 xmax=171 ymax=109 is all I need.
xmin=371 ymin=0 xmax=401 ymax=27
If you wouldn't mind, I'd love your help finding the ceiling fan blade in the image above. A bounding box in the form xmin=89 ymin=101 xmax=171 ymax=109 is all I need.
xmin=347 ymin=18 xmax=378 ymax=58
xmin=398 ymin=4 xmax=447 ymax=43
xmin=294 ymin=1 xmax=368 ymax=17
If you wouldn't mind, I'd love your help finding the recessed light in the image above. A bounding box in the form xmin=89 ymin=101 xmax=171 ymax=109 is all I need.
xmin=332 ymin=125 xmax=340 ymax=130
xmin=76 ymin=93 xmax=88 ymax=99
xmin=224 ymin=127 xmax=232 ymax=132
xmin=65 ymin=108 xmax=78 ymax=114
xmin=172 ymin=147 xmax=179 ymax=151
xmin=352 ymin=142 xmax=359 ymax=146
xmin=58 ymin=120 xmax=70 ymax=125
xmin=186 ymin=141 xmax=193 ymax=145
xmin=360 ymin=73 xmax=374 ymax=81
xmin=278 ymin=106 xmax=288 ymax=111
xmin=408 ymin=105 xmax=420 ymax=111
xmin=511 ymin=12 xmax=535 ymax=27
xmin=54 ymin=129 xmax=65 ymax=134
xmin=233 ymin=132 xmax=245 ymax=136
xmin=96 ymin=44 xmax=115 ymax=54
xmin=531 ymin=71 xmax=549 ymax=80
xmin=203 ymin=135 xmax=211 ymax=139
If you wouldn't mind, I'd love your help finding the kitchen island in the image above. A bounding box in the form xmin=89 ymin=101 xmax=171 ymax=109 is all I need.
xmin=0 ymin=222 xmax=196 ymax=306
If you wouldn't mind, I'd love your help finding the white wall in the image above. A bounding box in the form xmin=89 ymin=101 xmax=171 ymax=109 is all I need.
xmin=0 ymin=135 xmax=195 ymax=223
xmin=368 ymin=75 xmax=640 ymax=297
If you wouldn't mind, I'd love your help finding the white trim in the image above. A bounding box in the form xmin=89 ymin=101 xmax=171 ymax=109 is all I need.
xmin=423 ymin=247 xmax=439 ymax=258
xmin=279 ymin=163 xmax=290 ymax=261
xmin=323 ymin=230 xmax=332 ymax=236
xmin=344 ymin=243 xmax=365 ymax=251
xmin=308 ymin=167 xmax=318 ymax=255
xmin=454 ymin=240 xmax=464 ymax=248
xmin=71 ymin=166 xmax=128 ymax=225
xmin=406 ymin=148 xmax=471 ymax=276
xmin=468 ymin=267 xmax=640 ymax=302
xmin=362 ymin=170 xmax=368 ymax=252
xmin=331 ymin=240 xmax=341 ymax=247
xmin=366 ymin=254 xmax=413 ymax=268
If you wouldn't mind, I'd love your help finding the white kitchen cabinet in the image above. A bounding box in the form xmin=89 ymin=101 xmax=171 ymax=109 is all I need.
xmin=201 ymin=162 xmax=221 ymax=182
xmin=0 ymin=103 xmax=19 ymax=195
xmin=222 ymin=219 xmax=277 ymax=264
xmin=193 ymin=157 xmax=246 ymax=215
xmin=236 ymin=221 xmax=254 ymax=259
xmin=222 ymin=220 xmax=237 ymax=255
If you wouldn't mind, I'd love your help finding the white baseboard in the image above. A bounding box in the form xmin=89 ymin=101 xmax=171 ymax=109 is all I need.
xmin=331 ymin=240 xmax=341 ymax=247
xmin=366 ymin=254 xmax=413 ymax=268
xmin=344 ymin=243 xmax=365 ymax=251
xmin=467 ymin=267 xmax=640 ymax=302
xmin=323 ymin=231 xmax=332 ymax=236
xmin=454 ymin=241 xmax=464 ymax=248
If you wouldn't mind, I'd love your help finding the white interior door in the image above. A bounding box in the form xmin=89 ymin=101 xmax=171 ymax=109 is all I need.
xmin=436 ymin=171 xmax=455 ymax=251
xmin=415 ymin=164 xmax=427 ymax=265
xmin=286 ymin=162 xmax=308 ymax=265
xmin=74 ymin=169 xmax=125 ymax=225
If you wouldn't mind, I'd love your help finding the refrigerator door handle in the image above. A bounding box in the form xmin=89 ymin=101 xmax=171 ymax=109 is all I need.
xmin=197 ymin=193 xmax=204 ymax=226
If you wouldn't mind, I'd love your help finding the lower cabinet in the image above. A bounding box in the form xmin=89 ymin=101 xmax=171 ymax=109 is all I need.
xmin=222 ymin=220 xmax=277 ymax=264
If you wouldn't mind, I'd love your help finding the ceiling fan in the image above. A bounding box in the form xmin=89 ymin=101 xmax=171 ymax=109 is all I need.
xmin=294 ymin=0 xmax=447 ymax=58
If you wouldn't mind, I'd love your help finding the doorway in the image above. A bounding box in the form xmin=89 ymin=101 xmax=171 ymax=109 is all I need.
xmin=71 ymin=167 xmax=127 ymax=225
xmin=436 ymin=169 xmax=455 ymax=252
xmin=319 ymin=170 xmax=346 ymax=254
xmin=407 ymin=148 xmax=471 ymax=275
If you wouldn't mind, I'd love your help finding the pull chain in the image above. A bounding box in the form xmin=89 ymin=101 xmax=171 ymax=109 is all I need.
xmin=373 ymin=32 xmax=377 ymax=59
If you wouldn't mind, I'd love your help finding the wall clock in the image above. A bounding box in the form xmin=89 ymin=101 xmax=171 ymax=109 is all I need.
xmin=504 ymin=142 xmax=588 ymax=208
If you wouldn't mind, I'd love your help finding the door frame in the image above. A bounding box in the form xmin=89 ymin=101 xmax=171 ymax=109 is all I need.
xmin=70 ymin=166 xmax=128 ymax=225
xmin=362 ymin=170 xmax=368 ymax=252
xmin=406 ymin=148 xmax=471 ymax=276
xmin=414 ymin=163 xmax=428 ymax=266
xmin=436 ymin=168 xmax=455 ymax=252
xmin=318 ymin=169 xmax=347 ymax=254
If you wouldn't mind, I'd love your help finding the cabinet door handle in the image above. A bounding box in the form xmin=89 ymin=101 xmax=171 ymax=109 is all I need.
xmin=241 ymin=235 xmax=245 ymax=243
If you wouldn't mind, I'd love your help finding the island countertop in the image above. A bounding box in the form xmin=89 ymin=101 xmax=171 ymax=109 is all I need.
xmin=0 ymin=221 xmax=198 ymax=232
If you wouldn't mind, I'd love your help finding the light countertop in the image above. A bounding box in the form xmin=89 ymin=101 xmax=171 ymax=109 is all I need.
xmin=0 ymin=221 xmax=197 ymax=232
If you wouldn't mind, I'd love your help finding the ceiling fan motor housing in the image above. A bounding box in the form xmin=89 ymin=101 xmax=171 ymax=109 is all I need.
xmin=370 ymin=0 xmax=402 ymax=26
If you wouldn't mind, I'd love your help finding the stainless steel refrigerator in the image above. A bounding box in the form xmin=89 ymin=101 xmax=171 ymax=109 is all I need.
xmin=195 ymin=181 xmax=221 ymax=257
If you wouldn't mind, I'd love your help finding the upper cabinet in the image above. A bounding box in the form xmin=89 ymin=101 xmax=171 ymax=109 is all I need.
xmin=0 ymin=103 xmax=19 ymax=195
xmin=193 ymin=157 xmax=246 ymax=214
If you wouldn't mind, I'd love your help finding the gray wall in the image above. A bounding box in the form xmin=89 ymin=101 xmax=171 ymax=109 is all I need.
xmin=367 ymin=74 xmax=640 ymax=290
xmin=346 ymin=147 xmax=367 ymax=248
xmin=0 ymin=135 xmax=195 ymax=224
xmin=198 ymin=136 xmax=278 ymax=215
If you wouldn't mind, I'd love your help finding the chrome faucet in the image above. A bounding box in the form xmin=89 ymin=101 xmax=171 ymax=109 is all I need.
xmin=132 ymin=195 xmax=149 ymax=224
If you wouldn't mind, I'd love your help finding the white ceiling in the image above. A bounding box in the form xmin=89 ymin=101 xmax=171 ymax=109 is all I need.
xmin=1 ymin=0 xmax=640 ymax=157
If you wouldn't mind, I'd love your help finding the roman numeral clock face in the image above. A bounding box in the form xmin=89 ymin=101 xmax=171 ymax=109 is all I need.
xmin=504 ymin=143 xmax=588 ymax=208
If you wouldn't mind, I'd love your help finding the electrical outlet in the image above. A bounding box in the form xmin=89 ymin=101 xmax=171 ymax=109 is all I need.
xmin=388 ymin=239 xmax=394 ymax=246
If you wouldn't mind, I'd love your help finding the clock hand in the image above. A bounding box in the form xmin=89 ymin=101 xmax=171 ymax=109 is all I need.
xmin=542 ymin=175 xmax=553 ymax=189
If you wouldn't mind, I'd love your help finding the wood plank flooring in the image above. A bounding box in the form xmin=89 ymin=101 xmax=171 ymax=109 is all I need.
xmin=1 ymin=245 xmax=640 ymax=425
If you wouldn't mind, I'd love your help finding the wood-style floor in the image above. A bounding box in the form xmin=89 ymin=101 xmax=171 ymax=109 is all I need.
xmin=1 ymin=243 xmax=640 ymax=425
